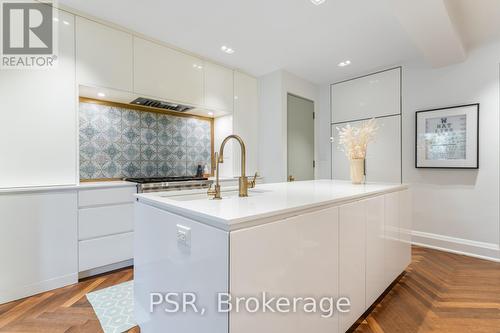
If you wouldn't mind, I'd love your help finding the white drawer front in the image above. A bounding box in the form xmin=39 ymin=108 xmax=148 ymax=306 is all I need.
xmin=79 ymin=204 xmax=134 ymax=240
xmin=78 ymin=186 xmax=136 ymax=207
xmin=79 ymin=232 xmax=133 ymax=272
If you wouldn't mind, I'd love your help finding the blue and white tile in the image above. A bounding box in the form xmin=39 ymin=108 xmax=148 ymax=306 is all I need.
xmin=80 ymin=141 xmax=97 ymax=160
xmin=122 ymin=109 xmax=140 ymax=128
xmin=158 ymin=145 xmax=186 ymax=161
xmin=122 ymin=127 xmax=140 ymax=144
xmin=103 ymin=143 xmax=122 ymax=161
xmin=101 ymin=161 xmax=122 ymax=179
xmin=80 ymin=123 xmax=99 ymax=142
xmin=157 ymin=114 xmax=174 ymax=129
xmin=158 ymin=161 xmax=174 ymax=176
xmin=80 ymin=160 xmax=98 ymax=179
xmin=107 ymin=107 xmax=122 ymax=126
xmin=140 ymin=144 xmax=159 ymax=162
xmin=157 ymin=129 xmax=171 ymax=146
xmin=121 ymin=144 xmax=140 ymax=161
xmin=121 ymin=161 xmax=141 ymax=178
xmin=140 ymin=112 xmax=158 ymax=129
xmin=140 ymin=162 xmax=158 ymax=178
xmin=140 ymin=128 xmax=158 ymax=145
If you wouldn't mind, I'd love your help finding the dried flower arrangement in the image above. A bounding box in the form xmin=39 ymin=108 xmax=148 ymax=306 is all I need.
xmin=336 ymin=118 xmax=378 ymax=160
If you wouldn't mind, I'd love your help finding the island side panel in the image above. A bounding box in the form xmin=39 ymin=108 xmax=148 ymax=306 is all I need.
xmin=134 ymin=202 xmax=229 ymax=333
xmin=229 ymin=206 xmax=340 ymax=333
xmin=338 ymin=200 xmax=367 ymax=332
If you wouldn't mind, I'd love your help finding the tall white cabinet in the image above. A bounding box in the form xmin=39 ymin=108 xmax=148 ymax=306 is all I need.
xmin=0 ymin=10 xmax=77 ymax=188
xmin=331 ymin=68 xmax=402 ymax=183
xmin=76 ymin=17 xmax=133 ymax=91
xmin=205 ymin=62 xmax=234 ymax=113
xmin=233 ymin=71 xmax=260 ymax=176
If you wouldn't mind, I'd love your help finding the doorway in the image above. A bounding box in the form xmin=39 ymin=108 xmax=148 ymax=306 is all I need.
xmin=287 ymin=93 xmax=315 ymax=181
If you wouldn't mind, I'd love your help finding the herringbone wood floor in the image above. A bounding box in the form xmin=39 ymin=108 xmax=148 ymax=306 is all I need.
xmin=1 ymin=246 xmax=499 ymax=332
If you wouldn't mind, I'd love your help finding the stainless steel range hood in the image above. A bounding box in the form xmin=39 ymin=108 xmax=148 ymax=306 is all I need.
xmin=130 ymin=97 xmax=194 ymax=112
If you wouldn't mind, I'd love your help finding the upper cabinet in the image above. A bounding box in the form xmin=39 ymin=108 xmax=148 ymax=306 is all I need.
xmin=204 ymin=62 xmax=234 ymax=113
xmin=331 ymin=67 xmax=401 ymax=123
xmin=76 ymin=20 xmax=235 ymax=113
xmin=76 ymin=17 xmax=133 ymax=91
xmin=233 ymin=71 xmax=259 ymax=176
xmin=133 ymin=37 xmax=204 ymax=106
xmin=0 ymin=10 xmax=77 ymax=188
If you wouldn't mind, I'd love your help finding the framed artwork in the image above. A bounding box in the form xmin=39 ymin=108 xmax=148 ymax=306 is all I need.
xmin=415 ymin=104 xmax=479 ymax=169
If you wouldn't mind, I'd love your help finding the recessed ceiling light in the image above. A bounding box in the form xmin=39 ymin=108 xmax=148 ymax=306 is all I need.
xmin=63 ymin=20 xmax=70 ymax=25
xmin=97 ymin=92 xmax=106 ymax=97
xmin=208 ymin=111 xmax=214 ymax=116
xmin=338 ymin=60 xmax=351 ymax=67
xmin=310 ymin=0 xmax=326 ymax=5
xmin=53 ymin=17 xmax=59 ymax=22
xmin=221 ymin=45 xmax=235 ymax=54
xmin=192 ymin=64 xmax=203 ymax=69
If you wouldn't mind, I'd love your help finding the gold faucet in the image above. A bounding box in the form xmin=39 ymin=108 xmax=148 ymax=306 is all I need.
xmin=207 ymin=135 xmax=258 ymax=199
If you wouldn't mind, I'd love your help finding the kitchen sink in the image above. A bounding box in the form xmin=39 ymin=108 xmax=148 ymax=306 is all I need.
xmin=162 ymin=188 xmax=270 ymax=202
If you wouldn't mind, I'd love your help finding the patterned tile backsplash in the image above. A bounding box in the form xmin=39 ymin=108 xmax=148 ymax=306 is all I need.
xmin=79 ymin=102 xmax=212 ymax=180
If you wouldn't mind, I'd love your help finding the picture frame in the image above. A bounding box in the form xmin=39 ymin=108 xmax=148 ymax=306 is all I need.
xmin=415 ymin=104 xmax=479 ymax=169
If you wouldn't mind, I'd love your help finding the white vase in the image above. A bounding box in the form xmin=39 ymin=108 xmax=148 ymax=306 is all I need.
xmin=349 ymin=158 xmax=365 ymax=184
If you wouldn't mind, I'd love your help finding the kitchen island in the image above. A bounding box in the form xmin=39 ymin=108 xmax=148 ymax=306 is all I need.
xmin=134 ymin=180 xmax=411 ymax=333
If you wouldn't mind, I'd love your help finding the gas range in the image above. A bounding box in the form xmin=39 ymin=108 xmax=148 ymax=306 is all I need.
xmin=125 ymin=176 xmax=213 ymax=193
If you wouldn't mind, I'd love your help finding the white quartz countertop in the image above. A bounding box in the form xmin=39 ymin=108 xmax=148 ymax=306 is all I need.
xmin=136 ymin=180 xmax=408 ymax=231
xmin=0 ymin=180 xmax=136 ymax=194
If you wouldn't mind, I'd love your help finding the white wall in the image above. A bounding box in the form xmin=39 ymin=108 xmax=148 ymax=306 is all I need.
xmin=317 ymin=41 xmax=500 ymax=261
xmin=402 ymin=42 xmax=500 ymax=261
xmin=258 ymin=70 xmax=320 ymax=183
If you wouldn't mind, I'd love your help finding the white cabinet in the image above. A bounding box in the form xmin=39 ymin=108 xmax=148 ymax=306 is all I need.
xmin=330 ymin=68 xmax=401 ymax=184
xmin=77 ymin=185 xmax=137 ymax=274
xmin=384 ymin=190 xmax=412 ymax=286
xmin=134 ymin=202 xmax=229 ymax=333
xmin=0 ymin=10 xmax=76 ymax=188
xmin=339 ymin=201 xmax=366 ymax=332
xmin=78 ymin=204 xmax=134 ymax=240
xmin=204 ymin=62 xmax=234 ymax=112
xmin=365 ymin=196 xmax=386 ymax=306
xmin=399 ymin=190 xmax=412 ymax=272
xmin=78 ymin=186 xmax=136 ymax=207
xmin=133 ymin=37 xmax=204 ymax=106
xmin=233 ymin=71 xmax=259 ymax=176
xmin=384 ymin=191 xmax=402 ymax=285
xmin=331 ymin=68 xmax=401 ymax=123
xmin=79 ymin=232 xmax=134 ymax=272
xmin=230 ymin=207 xmax=339 ymax=333
xmin=0 ymin=190 xmax=78 ymax=304
xmin=76 ymin=17 xmax=133 ymax=91
xmin=332 ymin=115 xmax=401 ymax=183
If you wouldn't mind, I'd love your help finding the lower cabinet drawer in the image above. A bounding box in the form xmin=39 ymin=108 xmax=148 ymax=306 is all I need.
xmin=78 ymin=204 xmax=134 ymax=240
xmin=78 ymin=232 xmax=133 ymax=272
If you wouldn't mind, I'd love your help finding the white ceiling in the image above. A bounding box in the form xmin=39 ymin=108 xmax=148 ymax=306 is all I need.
xmin=59 ymin=0 xmax=500 ymax=85
xmin=445 ymin=0 xmax=500 ymax=49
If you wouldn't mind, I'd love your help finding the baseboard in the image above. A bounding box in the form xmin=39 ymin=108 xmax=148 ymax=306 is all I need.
xmin=78 ymin=259 xmax=134 ymax=279
xmin=410 ymin=230 xmax=500 ymax=263
xmin=0 ymin=273 xmax=78 ymax=305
